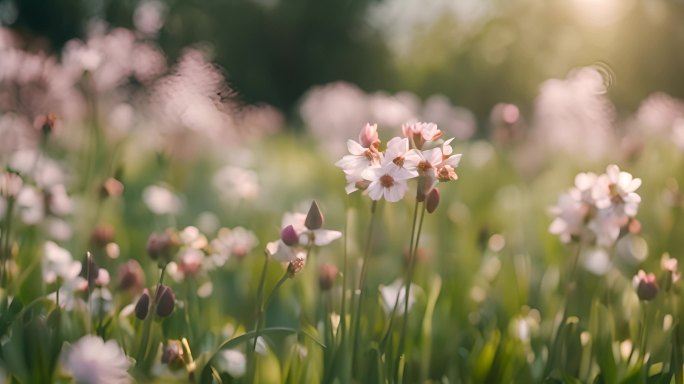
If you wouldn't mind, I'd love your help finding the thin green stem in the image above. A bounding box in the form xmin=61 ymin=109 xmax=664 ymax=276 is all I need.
xmin=1 ymin=197 xmax=15 ymax=288
xmin=380 ymin=198 xmax=421 ymax=349
xmin=395 ymin=201 xmax=426 ymax=382
xmin=135 ymin=264 xmax=168 ymax=369
xmin=351 ymin=200 xmax=379 ymax=374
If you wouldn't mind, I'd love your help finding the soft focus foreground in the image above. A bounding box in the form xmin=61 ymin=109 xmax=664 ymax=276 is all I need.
xmin=2 ymin=12 xmax=684 ymax=384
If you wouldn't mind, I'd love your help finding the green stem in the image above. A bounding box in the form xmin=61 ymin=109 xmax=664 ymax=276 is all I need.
xmin=351 ymin=200 xmax=379 ymax=374
xmin=380 ymin=198 xmax=421 ymax=349
xmin=135 ymin=264 xmax=167 ymax=369
xmin=395 ymin=201 xmax=426 ymax=382
xmin=1 ymin=197 xmax=15 ymax=288
xmin=247 ymin=253 xmax=271 ymax=381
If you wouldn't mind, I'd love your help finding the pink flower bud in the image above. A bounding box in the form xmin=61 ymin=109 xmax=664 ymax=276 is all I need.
xmin=426 ymin=187 xmax=440 ymax=214
xmin=280 ymin=225 xmax=299 ymax=246
xmin=117 ymin=260 xmax=145 ymax=292
xmin=359 ymin=123 xmax=379 ymax=149
xmin=318 ymin=263 xmax=338 ymax=291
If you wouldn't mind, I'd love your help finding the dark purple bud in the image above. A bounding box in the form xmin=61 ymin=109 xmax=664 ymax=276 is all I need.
xmin=305 ymin=200 xmax=324 ymax=230
xmin=156 ymin=284 xmax=176 ymax=317
xmin=146 ymin=231 xmax=180 ymax=266
xmin=135 ymin=289 xmax=150 ymax=320
xmin=80 ymin=252 xmax=99 ymax=287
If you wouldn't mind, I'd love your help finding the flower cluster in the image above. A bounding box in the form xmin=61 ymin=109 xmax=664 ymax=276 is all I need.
xmin=335 ymin=122 xmax=462 ymax=203
xmin=549 ymin=164 xmax=642 ymax=247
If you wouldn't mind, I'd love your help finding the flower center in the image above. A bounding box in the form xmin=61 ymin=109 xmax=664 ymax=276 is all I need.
xmin=393 ymin=156 xmax=405 ymax=167
xmin=380 ymin=174 xmax=395 ymax=188
xmin=418 ymin=161 xmax=432 ymax=173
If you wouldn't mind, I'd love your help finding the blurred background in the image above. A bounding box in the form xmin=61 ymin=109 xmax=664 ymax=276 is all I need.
xmin=3 ymin=0 xmax=684 ymax=126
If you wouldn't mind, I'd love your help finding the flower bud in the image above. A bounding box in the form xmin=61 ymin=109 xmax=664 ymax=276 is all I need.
xmin=100 ymin=177 xmax=124 ymax=199
xmin=633 ymin=270 xmax=658 ymax=301
xmin=80 ymin=252 xmax=99 ymax=287
xmin=426 ymin=187 xmax=440 ymax=214
xmin=117 ymin=260 xmax=145 ymax=292
xmin=156 ymin=284 xmax=176 ymax=317
xmin=0 ymin=170 xmax=23 ymax=199
xmin=359 ymin=123 xmax=380 ymax=149
xmin=161 ymin=340 xmax=185 ymax=370
xmin=91 ymin=225 xmax=115 ymax=248
xmin=287 ymin=255 xmax=306 ymax=278
xmin=280 ymin=225 xmax=299 ymax=246
xmin=146 ymin=231 xmax=180 ymax=267
xmin=318 ymin=263 xmax=338 ymax=291
xmin=305 ymin=200 xmax=324 ymax=230
xmin=135 ymin=289 xmax=150 ymax=320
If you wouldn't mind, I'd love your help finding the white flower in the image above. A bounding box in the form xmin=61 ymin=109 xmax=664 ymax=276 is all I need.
xmin=549 ymin=193 xmax=586 ymax=243
xmin=210 ymin=226 xmax=259 ymax=266
xmin=42 ymin=241 xmax=81 ymax=285
xmin=213 ymin=165 xmax=259 ymax=201
xmin=363 ymin=164 xmax=417 ymax=202
xmin=215 ymin=350 xmax=246 ymax=378
xmin=379 ymin=279 xmax=419 ymax=316
xmin=335 ymin=138 xmax=382 ymax=194
xmin=142 ymin=185 xmax=182 ymax=215
xmin=63 ymin=335 xmax=131 ymax=384
xmin=382 ymin=137 xmax=420 ymax=172
xmin=592 ymin=164 xmax=641 ymax=217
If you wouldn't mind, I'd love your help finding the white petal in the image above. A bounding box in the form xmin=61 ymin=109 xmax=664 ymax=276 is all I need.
xmin=313 ymin=230 xmax=342 ymax=246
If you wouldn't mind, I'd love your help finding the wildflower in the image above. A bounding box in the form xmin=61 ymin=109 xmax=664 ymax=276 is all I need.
xmin=287 ymin=254 xmax=306 ymax=278
xmin=363 ymin=163 xmax=417 ymax=202
xmin=318 ymin=263 xmax=338 ymax=291
xmin=215 ymin=349 xmax=246 ymax=378
xmin=143 ymin=185 xmax=182 ymax=215
xmin=382 ymin=137 xmax=420 ymax=172
xmin=210 ymin=226 xmax=258 ymax=266
xmin=402 ymin=121 xmax=442 ymax=149
xmin=335 ymin=124 xmax=383 ymax=194
xmin=63 ymin=335 xmax=131 ymax=384
xmin=379 ymin=279 xmax=419 ymax=316
xmin=42 ymin=241 xmax=81 ymax=285
xmin=633 ymin=270 xmax=658 ymax=301
xmin=117 ymin=260 xmax=145 ymax=292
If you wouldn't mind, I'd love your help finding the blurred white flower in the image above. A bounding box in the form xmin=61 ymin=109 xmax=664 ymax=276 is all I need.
xmin=213 ymin=165 xmax=259 ymax=201
xmin=142 ymin=185 xmax=182 ymax=215
xmin=531 ymin=66 xmax=615 ymax=160
xmin=215 ymin=350 xmax=246 ymax=378
xmin=380 ymin=279 xmax=419 ymax=316
xmin=63 ymin=335 xmax=131 ymax=384
xmin=134 ymin=0 xmax=167 ymax=36
xmin=210 ymin=227 xmax=258 ymax=266
xmin=16 ymin=186 xmax=45 ymax=225
xmin=42 ymin=241 xmax=81 ymax=285
xmin=592 ymin=164 xmax=641 ymax=219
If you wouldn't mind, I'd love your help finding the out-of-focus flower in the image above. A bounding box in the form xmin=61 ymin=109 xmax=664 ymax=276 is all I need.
xmin=63 ymin=335 xmax=131 ymax=384
xmin=215 ymin=349 xmax=246 ymax=378
xmin=550 ymin=165 xmax=641 ymax=249
xmin=143 ymin=185 xmax=182 ymax=215
xmin=146 ymin=230 xmax=181 ymax=266
xmin=212 ymin=165 xmax=259 ymax=201
xmin=635 ymin=92 xmax=684 ymax=134
xmin=318 ymin=263 xmax=338 ymax=291
xmin=134 ymin=0 xmax=167 ymax=36
xmin=633 ymin=270 xmax=658 ymax=301
xmin=531 ymin=66 xmax=615 ymax=160
xmin=117 ymin=260 xmax=145 ymax=292
xmin=661 ymin=253 xmax=681 ymax=291
xmin=380 ymin=279 xmax=418 ymax=316
xmin=210 ymin=227 xmax=258 ymax=266
xmin=42 ymin=241 xmax=81 ymax=285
